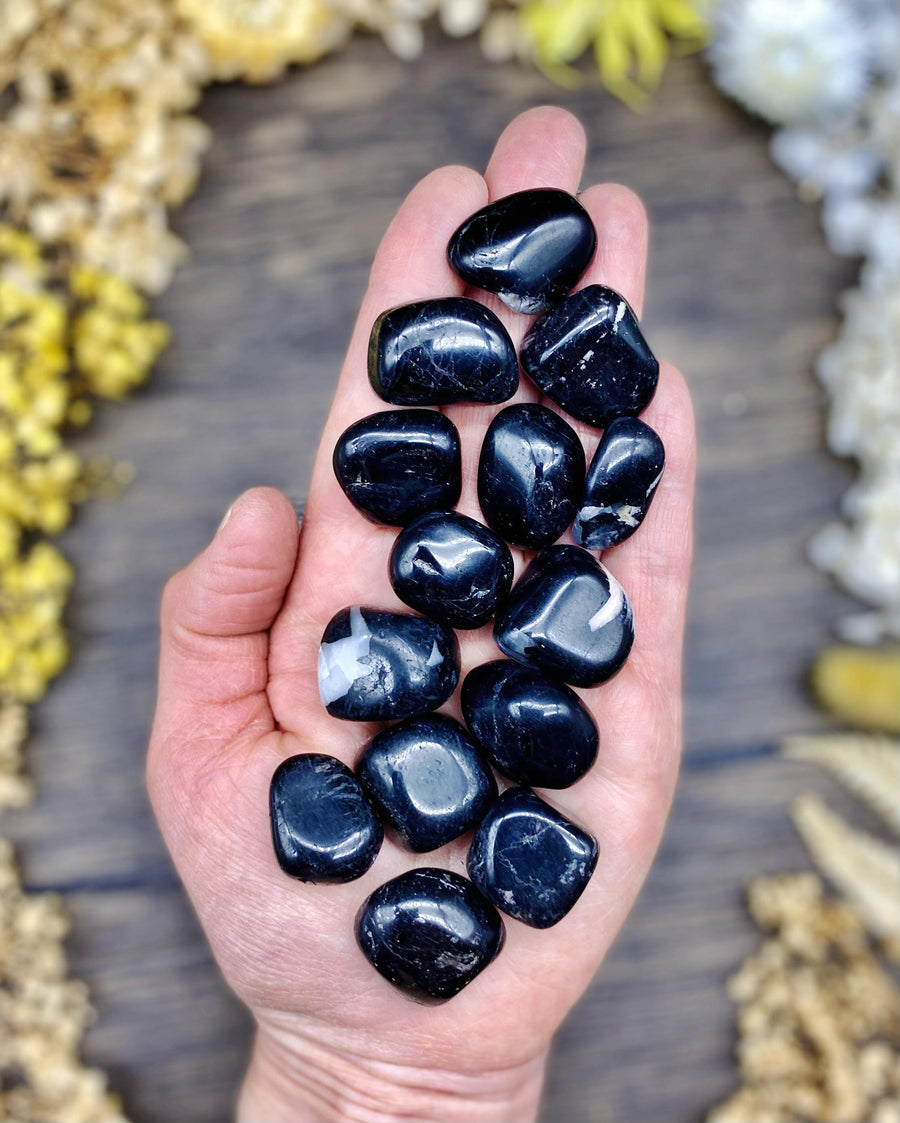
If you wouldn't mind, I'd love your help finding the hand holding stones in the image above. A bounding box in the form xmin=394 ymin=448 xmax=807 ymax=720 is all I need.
xmin=272 ymin=185 xmax=666 ymax=1002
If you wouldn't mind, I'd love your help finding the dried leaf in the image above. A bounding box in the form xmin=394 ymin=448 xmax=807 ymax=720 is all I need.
xmin=792 ymin=793 xmax=900 ymax=951
xmin=783 ymin=732 xmax=900 ymax=832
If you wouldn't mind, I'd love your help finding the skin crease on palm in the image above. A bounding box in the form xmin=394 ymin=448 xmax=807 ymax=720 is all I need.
xmin=147 ymin=106 xmax=697 ymax=1123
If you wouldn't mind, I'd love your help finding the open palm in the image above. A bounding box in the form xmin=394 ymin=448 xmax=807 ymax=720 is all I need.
xmin=147 ymin=107 xmax=696 ymax=1123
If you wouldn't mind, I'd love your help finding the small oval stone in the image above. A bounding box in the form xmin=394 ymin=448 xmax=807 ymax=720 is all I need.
xmin=333 ymin=409 xmax=461 ymax=527
xmin=270 ymin=754 xmax=382 ymax=883
xmin=493 ymin=545 xmax=634 ymax=687
xmin=447 ymin=188 xmax=597 ymax=314
xmin=467 ymin=788 xmax=598 ymax=928
xmin=357 ymin=715 xmax=498 ymax=852
xmin=369 ymin=297 xmax=518 ymax=405
xmin=390 ymin=511 xmax=514 ymax=629
xmin=356 ymin=867 xmax=505 ymax=1001
xmin=318 ymin=606 xmax=459 ymax=721
xmin=520 ymin=285 xmax=659 ymax=427
xmin=573 ymin=417 xmax=665 ymax=550
xmin=461 ymin=660 xmax=598 ymax=788
xmin=478 ymin=403 xmax=585 ymax=550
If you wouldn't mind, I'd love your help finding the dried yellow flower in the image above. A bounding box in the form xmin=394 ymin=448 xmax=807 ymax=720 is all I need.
xmin=174 ymin=0 xmax=351 ymax=82
xmin=520 ymin=0 xmax=710 ymax=106
xmin=811 ymin=645 xmax=900 ymax=734
xmin=0 ymin=839 xmax=128 ymax=1121
xmin=0 ymin=0 xmax=211 ymax=293
xmin=709 ymin=873 xmax=900 ymax=1123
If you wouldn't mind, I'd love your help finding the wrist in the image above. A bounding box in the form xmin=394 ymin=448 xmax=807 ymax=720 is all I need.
xmin=237 ymin=1020 xmax=546 ymax=1123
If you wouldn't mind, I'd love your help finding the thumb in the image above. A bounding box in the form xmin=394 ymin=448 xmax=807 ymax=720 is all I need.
xmin=150 ymin=487 xmax=300 ymax=766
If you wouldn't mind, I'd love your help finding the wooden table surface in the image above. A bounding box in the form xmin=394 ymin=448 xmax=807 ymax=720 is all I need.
xmin=5 ymin=36 xmax=863 ymax=1123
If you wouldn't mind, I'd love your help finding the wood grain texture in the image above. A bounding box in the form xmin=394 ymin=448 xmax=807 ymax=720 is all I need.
xmin=2 ymin=35 xmax=862 ymax=1123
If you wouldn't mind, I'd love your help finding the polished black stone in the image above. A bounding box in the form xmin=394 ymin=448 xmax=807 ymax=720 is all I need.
xmin=478 ymin=403 xmax=585 ymax=550
xmin=390 ymin=511 xmax=513 ymax=629
xmin=357 ymin=715 xmax=498 ymax=852
xmin=369 ymin=298 xmax=518 ymax=405
xmin=461 ymin=661 xmax=598 ymax=788
xmin=520 ymin=285 xmax=659 ymax=427
xmin=318 ymin=607 xmax=459 ymax=721
xmin=493 ymin=545 xmax=634 ymax=687
xmin=447 ymin=188 xmax=597 ymax=314
xmin=333 ymin=409 xmax=461 ymax=527
xmin=355 ymin=868 xmax=505 ymax=1001
xmin=573 ymin=417 xmax=665 ymax=550
xmin=270 ymin=754 xmax=382 ymax=883
xmin=467 ymin=788 xmax=598 ymax=928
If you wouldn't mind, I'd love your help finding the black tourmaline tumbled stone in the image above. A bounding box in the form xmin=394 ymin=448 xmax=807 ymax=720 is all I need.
xmin=270 ymin=754 xmax=382 ymax=883
xmin=318 ymin=606 xmax=459 ymax=721
xmin=573 ymin=416 xmax=665 ymax=551
xmin=389 ymin=510 xmax=514 ymax=630
xmin=520 ymin=285 xmax=659 ymax=427
xmin=493 ymin=545 xmax=634 ymax=687
xmin=478 ymin=403 xmax=585 ymax=550
xmin=447 ymin=188 xmax=597 ymax=314
xmin=467 ymin=788 xmax=598 ymax=928
xmin=333 ymin=409 xmax=461 ymax=527
xmin=357 ymin=715 xmax=498 ymax=852
xmin=369 ymin=297 xmax=518 ymax=406
xmin=356 ymin=868 xmax=505 ymax=1001
xmin=461 ymin=660 xmax=598 ymax=789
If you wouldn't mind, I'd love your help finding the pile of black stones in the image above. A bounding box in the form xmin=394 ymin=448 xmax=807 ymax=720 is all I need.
xmin=269 ymin=188 xmax=665 ymax=1003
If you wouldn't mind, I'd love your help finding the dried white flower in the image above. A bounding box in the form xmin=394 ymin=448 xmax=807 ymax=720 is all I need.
xmin=708 ymin=0 xmax=871 ymax=125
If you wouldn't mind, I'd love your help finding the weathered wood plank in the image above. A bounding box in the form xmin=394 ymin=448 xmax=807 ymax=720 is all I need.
xmin=3 ymin=37 xmax=861 ymax=1123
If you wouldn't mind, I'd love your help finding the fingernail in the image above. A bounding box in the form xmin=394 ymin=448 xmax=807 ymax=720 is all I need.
xmin=218 ymin=500 xmax=237 ymax=532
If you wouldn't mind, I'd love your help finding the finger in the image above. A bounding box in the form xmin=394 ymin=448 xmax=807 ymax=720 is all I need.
xmin=452 ymin=106 xmax=589 ymax=520
xmin=603 ymin=360 xmax=696 ymax=700
xmin=150 ymin=487 xmax=300 ymax=759
xmin=576 ymin=182 xmax=648 ymax=315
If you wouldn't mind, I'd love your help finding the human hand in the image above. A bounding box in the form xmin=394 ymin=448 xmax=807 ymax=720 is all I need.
xmin=147 ymin=106 xmax=696 ymax=1123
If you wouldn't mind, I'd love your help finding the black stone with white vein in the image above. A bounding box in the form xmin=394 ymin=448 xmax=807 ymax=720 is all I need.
xmin=318 ymin=606 xmax=459 ymax=721
xmin=520 ymin=284 xmax=659 ymax=427
xmin=356 ymin=868 xmax=505 ymax=1001
xmin=447 ymin=188 xmax=597 ymax=314
xmin=493 ymin=545 xmax=634 ymax=687
xmin=369 ymin=297 xmax=518 ymax=405
xmin=573 ymin=416 xmax=665 ymax=550
xmin=467 ymin=788 xmax=598 ymax=928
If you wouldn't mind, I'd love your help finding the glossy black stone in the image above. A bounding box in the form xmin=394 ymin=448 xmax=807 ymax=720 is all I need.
xmin=357 ymin=715 xmax=498 ymax=852
xmin=390 ymin=511 xmax=514 ymax=629
xmin=333 ymin=409 xmax=461 ymax=527
xmin=573 ymin=417 xmax=665 ymax=550
xmin=461 ymin=660 xmax=598 ymax=789
xmin=520 ymin=285 xmax=659 ymax=427
xmin=355 ymin=868 xmax=505 ymax=1001
xmin=369 ymin=298 xmax=518 ymax=406
xmin=447 ymin=188 xmax=597 ymax=314
xmin=493 ymin=545 xmax=634 ymax=687
xmin=270 ymin=754 xmax=382 ymax=883
xmin=467 ymin=788 xmax=598 ymax=928
xmin=318 ymin=607 xmax=459 ymax=721
xmin=478 ymin=404 xmax=585 ymax=550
